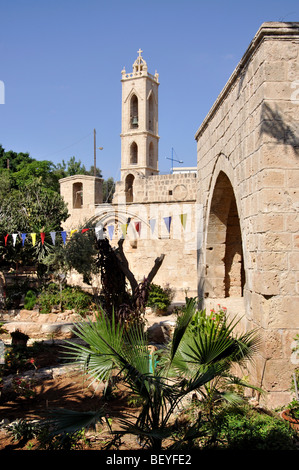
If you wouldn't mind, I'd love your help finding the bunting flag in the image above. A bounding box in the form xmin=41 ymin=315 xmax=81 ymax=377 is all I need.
xmin=31 ymin=233 xmax=36 ymax=246
xmin=108 ymin=225 xmax=114 ymax=240
xmin=61 ymin=231 xmax=67 ymax=245
xmin=40 ymin=232 xmax=45 ymax=245
xmin=180 ymin=213 xmax=187 ymax=229
xmin=1 ymin=211 xmax=190 ymax=250
xmin=95 ymin=225 xmax=104 ymax=240
xmin=12 ymin=233 xmax=18 ymax=247
xmin=149 ymin=219 xmax=156 ymax=234
xmin=134 ymin=221 xmax=141 ymax=236
xmin=50 ymin=231 xmax=56 ymax=245
xmin=21 ymin=233 xmax=27 ymax=246
xmin=121 ymin=224 xmax=128 ymax=238
xmin=163 ymin=216 xmax=172 ymax=233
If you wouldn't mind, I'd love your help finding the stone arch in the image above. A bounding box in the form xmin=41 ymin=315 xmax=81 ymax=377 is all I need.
xmin=130 ymin=142 xmax=138 ymax=165
xmin=205 ymin=171 xmax=245 ymax=299
xmin=125 ymin=173 xmax=135 ymax=203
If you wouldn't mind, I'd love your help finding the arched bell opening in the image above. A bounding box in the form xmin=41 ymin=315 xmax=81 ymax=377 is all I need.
xmin=130 ymin=142 xmax=138 ymax=165
xmin=125 ymin=174 xmax=135 ymax=203
xmin=130 ymin=94 xmax=138 ymax=128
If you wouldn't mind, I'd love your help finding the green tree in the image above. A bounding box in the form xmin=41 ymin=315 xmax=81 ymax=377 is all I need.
xmin=0 ymin=177 xmax=69 ymax=269
xmin=55 ymin=156 xmax=88 ymax=177
xmin=42 ymin=224 xmax=99 ymax=285
xmin=0 ymin=145 xmax=33 ymax=172
xmin=11 ymin=160 xmax=61 ymax=192
xmin=102 ymin=177 xmax=115 ymax=203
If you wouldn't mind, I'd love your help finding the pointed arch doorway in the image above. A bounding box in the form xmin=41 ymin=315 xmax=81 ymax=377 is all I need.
xmin=205 ymin=172 xmax=245 ymax=299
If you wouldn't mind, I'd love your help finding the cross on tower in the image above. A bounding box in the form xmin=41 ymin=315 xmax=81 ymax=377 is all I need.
xmin=137 ymin=48 xmax=143 ymax=57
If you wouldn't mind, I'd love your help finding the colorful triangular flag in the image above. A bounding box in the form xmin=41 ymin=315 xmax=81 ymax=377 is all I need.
xmin=134 ymin=221 xmax=141 ymax=236
xmin=4 ymin=234 xmax=9 ymax=246
xmin=21 ymin=233 xmax=27 ymax=246
xmin=40 ymin=232 xmax=45 ymax=245
xmin=149 ymin=219 xmax=156 ymax=234
xmin=70 ymin=229 xmax=77 ymax=237
xmin=50 ymin=232 xmax=56 ymax=245
xmin=12 ymin=233 xmax=18 ymax=247
xmin=163 ymin=216 xmax=172 ymax=233
xmin=95 ymin=225 xmax=104 ymax=240
xmin=31 ymin=233 xmax=36 ymax=246
xmin=61 ymin=231 xmax=67 ymax=245
xmin=120 ymin=224 xmax=128 ymax=238
xmin=108 ymin=225 xmax=114 ymax=240
xmin=180 ymin=213 xmax=187 ymax=229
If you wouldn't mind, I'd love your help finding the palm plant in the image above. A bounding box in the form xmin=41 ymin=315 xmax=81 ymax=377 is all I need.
xmin=46 ymin=298 xmax=261 ymax=450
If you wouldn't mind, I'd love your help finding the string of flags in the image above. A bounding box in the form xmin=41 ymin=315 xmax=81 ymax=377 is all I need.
xmin=2 ymin=213 xmax=189 ymax=247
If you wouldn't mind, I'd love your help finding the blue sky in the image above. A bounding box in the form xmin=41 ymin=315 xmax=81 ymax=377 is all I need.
xmin=0 ymin=0 xmax=298 ymax=180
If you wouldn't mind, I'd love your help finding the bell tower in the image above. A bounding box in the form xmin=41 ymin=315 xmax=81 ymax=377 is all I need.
xmin=120 ymin=49 xmax=160 ymax=182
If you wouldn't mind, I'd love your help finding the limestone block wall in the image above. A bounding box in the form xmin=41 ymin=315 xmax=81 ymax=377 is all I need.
xmin=195 ymin=22 xmax=299 ymax=407
xmin=113 ymin=172 xmax=197 ymax=204
xmin=94 ymin=194 xmax=199 ymax=301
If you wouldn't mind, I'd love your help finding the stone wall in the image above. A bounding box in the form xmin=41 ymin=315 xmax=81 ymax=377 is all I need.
xmin=195 ymin=22 xmax=299 ymax=407
xmin=93 ymin=194 xmax=199 ymax=301
xmin=113 ymin=172 xmax=197 ymax=204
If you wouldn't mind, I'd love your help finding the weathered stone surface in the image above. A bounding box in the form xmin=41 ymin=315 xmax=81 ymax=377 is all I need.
xmin=147 ymin=322 xmax=172 ymax=344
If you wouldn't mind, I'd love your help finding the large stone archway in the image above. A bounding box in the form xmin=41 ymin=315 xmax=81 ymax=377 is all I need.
xmin=205 ymin=171 xmax=245 ymax=300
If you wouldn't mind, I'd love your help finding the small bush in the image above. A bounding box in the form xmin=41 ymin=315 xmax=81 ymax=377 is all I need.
xmin=24 ymin=290 xmax=37 ymax=310
xmin=146 ymin=283 xmax=174 ymax=313
xmin=217 ymin=405 xmax=298 ymax=450
xmin=38 ymin=284 xmax=94 ymax=314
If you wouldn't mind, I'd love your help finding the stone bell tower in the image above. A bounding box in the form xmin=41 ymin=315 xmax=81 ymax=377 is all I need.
xmin=120 ymin=49 xmax=160 ymax=184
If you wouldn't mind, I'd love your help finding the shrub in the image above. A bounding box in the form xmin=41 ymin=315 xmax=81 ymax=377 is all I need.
xmin=146 ymin=283 xmax=174 ymax=313
xmin=38 ymin=284 xmax=94 ymax=314
xmin=24 ymin=290 xmax=37 ymax=310
xmin=217 ymin=405 xmax=298 ymax=450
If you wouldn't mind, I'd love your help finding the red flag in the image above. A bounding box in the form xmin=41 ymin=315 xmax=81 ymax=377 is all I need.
xmin=81 ymin=228 xmax=89 ymax=233
xmin=134 ymin=222 xmax=141 ymax=235
xmin=4 ymin=234 xmax=9 ymax=246
xmin=40 ymin=232 xmax=45 ymax=245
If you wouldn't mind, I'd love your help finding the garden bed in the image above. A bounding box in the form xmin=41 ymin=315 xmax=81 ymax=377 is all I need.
xmin=0 ymin=361 xmax=142 ymax=450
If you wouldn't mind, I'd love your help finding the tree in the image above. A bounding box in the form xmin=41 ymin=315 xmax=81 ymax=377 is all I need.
xmin=55 ymin=156 xmax=88 ymax=177
xmin=96 ymin=228 xmax=165 ymax=323
xmin=0 ymin=145 xmax=33 ymax=172
xmin=42 ymin=225 xmax=100 ymax=286
xmin=11 ymin=160 xmax=61 ymax=192
xmin=102 ymin=177 xmax=115 ymax=203
xmin=0 ymin=177 xmax=69 ymax=270
xmin=47 ymin=299 xmax=261 ymax=450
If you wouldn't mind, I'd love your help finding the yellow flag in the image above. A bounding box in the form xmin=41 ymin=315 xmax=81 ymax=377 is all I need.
xmin=70 ymin=229 xmax=77 ymax=237
xmin=180 ymin=213 xmax=187 ymax=229
xmin=31 ymin=233 xmax=36 ymax=246
xmin=121 ymin=224 xmax=128 ymax=237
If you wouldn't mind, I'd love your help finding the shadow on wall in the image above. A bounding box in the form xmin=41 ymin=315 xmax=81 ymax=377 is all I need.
xmin=260 ymin=102 xmax=299 ymax=156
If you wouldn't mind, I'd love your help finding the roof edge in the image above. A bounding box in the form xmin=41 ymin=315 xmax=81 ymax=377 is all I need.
xmin=194 ymin=22 xmax=299 ymax=140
